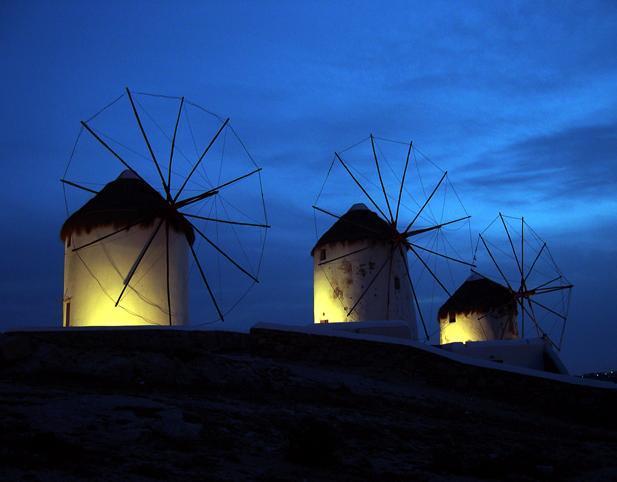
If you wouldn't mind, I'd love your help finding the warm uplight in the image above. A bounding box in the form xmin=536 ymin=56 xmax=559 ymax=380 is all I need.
xmin=439 ymin=311 xmax=518 ymax=345
xmin=63 ymin=223 xmax=189 ymax=327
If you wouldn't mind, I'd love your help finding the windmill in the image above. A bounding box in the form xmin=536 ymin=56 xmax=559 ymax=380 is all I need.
xmin=466 ymin=213 xmax=573 ymax=350
xmin=60 ymin=88 xmax=269 ymax=327
xmin=312 ymin=134 xmax=474 ymax=340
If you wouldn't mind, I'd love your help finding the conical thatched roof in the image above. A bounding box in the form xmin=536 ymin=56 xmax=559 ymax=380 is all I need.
xmin=61 ymin=170 xmax=195 ymax=244
xmin=438 ymin=275 xmax=516 ymax=319
xmin=311 ymin=203 xmax=393 ymax=255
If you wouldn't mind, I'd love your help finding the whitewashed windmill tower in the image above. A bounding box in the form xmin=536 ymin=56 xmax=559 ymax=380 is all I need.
xmin=311 ymin=203 xmax=416 ymax=335
xmin=437 ymin=273 xmax=518 ymax=344
xmin=60 ymin=88 xmax=269 ymax=327
xmin=61 ymin=170 xmax=193 ymax=327
xmin=312 ymin=135 xmax=474 ymax=340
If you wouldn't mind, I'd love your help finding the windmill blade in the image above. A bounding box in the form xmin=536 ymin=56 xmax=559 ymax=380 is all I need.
xmin=80 ymin=121 xmax=144 ymax=182
xmin=126 ymin=88 xmax=169 ymax=198
xmin=335 ymin=152 xmax=389 ymax=221
xmin=408 ymin=245 xmax=451 ymax=297
xmin=182 ymin=212 xmax=270 ymax=228
xmin=520 ymin=294 xmax=525 ymax=337
xmin=404 ymin=215 xmax=471 ymax=238
xmin=165 ymin=221 xmax=172 ymax=326
xmin=189 ymin=240 xmax=224 ymax=321
xmin=523 ymin=242 xmax=546 ymax=283
xmin=533 ymin=284 xmax=574 ymax=295
xmin=520 ymin=298 xmax=540 ymax=337
xmin=60 ymin=178 xmax=99 ymax=195
xmin=499 ymin=213 xmax=523 ymax=278
xmin=346 ymin=248 xmax=393 ymax=317
xmin=408 ymin=242 xmax=475 ymax=267
xmin=318 ymin=245 xmax=372 ymax=266
xmin=528 ymin=298 xmax=567 ymax=321
xmin=189 ymin=221 xmax=258 ymax=283
xmin=394 ymin=141 xmax=412 ymax=225
xmin=403 ymin=170 xmax=447 ymax=233
xmin=532 ymin=275 xmax=563 ymax=291
xmin=175 ymin=168 xmax=262 ymax=208
xmin=385 ymin=245 xmax=395 ymax=319
xmin=167 ymin=96 xmax=185 ymax=194
xmin=398 ymin=245 xmax=429 ymax=340
xmin=370 ymin=134 xmax=394 ymax=222
xmin=520 ymin=299 xmax=560 ymax=351
xmin=479 ymin=234 xmax=513 ymax=290
xmin=72 ymin=218 xmax=146 ymax=252
xmin=115 ymin=217 xmax=165 ymax=307
xmin=173 ymin=117 xmax=230 ymax=202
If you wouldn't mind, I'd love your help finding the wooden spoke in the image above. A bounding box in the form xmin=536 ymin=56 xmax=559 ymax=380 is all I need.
xmin=72 ymin=218 xmax=145 ymax=252
xmin=408 ymin=242 xmax=475 ymax=267
xmin=533 ymin=284 xmax=573 ymax=295
xmin=370 ymin=134 xmax=394 ymax=222
xmin=395 ymin=141 xmax=412 ymax=225
xmin=168 ymin=96 xmax=185 ymax=195
xmin=189 ymin=221 xmax=258 ymax=283
xmin=404 ymin=171 xmax=447 ymax=233
xmin=181 ymin=212 xmax=270 ymax=228
xmin=173 ymin=117 xmax=229 ymax=202
xmin=520 ymin=295 xmax=525 ymax=338
xmin=165 ymin=221 xmax=172 ymax=326
xmin=521 ymin=298 xmax=541 ymax=337
xmin=60 ymin=178 xmax=99 ymax=195
xmin=189 ymin=241 xmax=224 ymax=321
xmin=479 ymin=234 xmax=512 ymax=290
xmin=522 ymin=299 xmax=560 ymax=351
xmin=399 ymin=245 xmax=429 ymax=340
xmin=523 ymin=242 xmax=546 ymax=283
xmin=115 ymin=218 xmax=165 ymax=307
xmin=335 ymin=152 xmax=389 ymax=221
xmin=176 ymin=168 xmax=261 ymax=208
xmin=126 ymin=87 xmax=169 ymax=197
xmin=499 ymin=213 xmax=522 ymax=278
xmin=404 ymin=215 xmax=471 ymax=238
xmin=385 ymin=244 xmax=395 ymax=319
xmin=318 ymin=245 xmax=372 ymax=266
xmin=346 ymin=249 xmax=392 ymax=317
xmin=529 ymin=298 xmax=567 ymax=320
xmin=80 ymin=121 xmax=143 ymax=180
xmin=409 ymin=245 xmax=451 ymax=297
xmin=532 ymin=275 xmax=562 ymax=291
xmin=521 ymin=216 xmax=525 ymax=280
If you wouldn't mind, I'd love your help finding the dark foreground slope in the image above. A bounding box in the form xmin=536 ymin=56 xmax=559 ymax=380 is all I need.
xmin=0 ymin=328 xmax=616 ymax=481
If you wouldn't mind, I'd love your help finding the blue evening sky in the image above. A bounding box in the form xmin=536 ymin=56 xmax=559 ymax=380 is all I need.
xmin=1 ymin=1 xmax=616 ymax=373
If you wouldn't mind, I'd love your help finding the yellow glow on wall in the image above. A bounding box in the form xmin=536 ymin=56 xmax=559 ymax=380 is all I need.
xmin=63 ymin=223 xmax=188 ymax=327
xmin=313 ymin=272 xmax=355 ymax=324
xmin=439 ymin=311 xmax=518 ymax=345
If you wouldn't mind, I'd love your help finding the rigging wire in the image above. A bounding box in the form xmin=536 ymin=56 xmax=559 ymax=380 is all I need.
xmin=84 ymin=93 xmax=125 ymax=123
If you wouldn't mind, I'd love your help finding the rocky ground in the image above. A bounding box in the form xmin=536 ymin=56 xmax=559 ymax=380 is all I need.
xmin=0 ymin=328 xmax=616 ymax=481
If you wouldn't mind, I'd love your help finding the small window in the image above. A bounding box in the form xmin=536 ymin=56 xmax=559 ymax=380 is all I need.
xmin=394 ymin=276 xmax=401 ymax=290
xmin=320 ymin=249 xmax=326 ymax=261
xmin=449 ymin=312 xmax=456 ymax=324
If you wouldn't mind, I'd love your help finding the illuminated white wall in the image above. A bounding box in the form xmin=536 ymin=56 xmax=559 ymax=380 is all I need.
xmin=62 ymin=220 xmax=189 ymax=327
xmin=313 ymin=239 xmax=417 ymax=339
xmin=439 ymin=311 xmax=518 ymax=344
